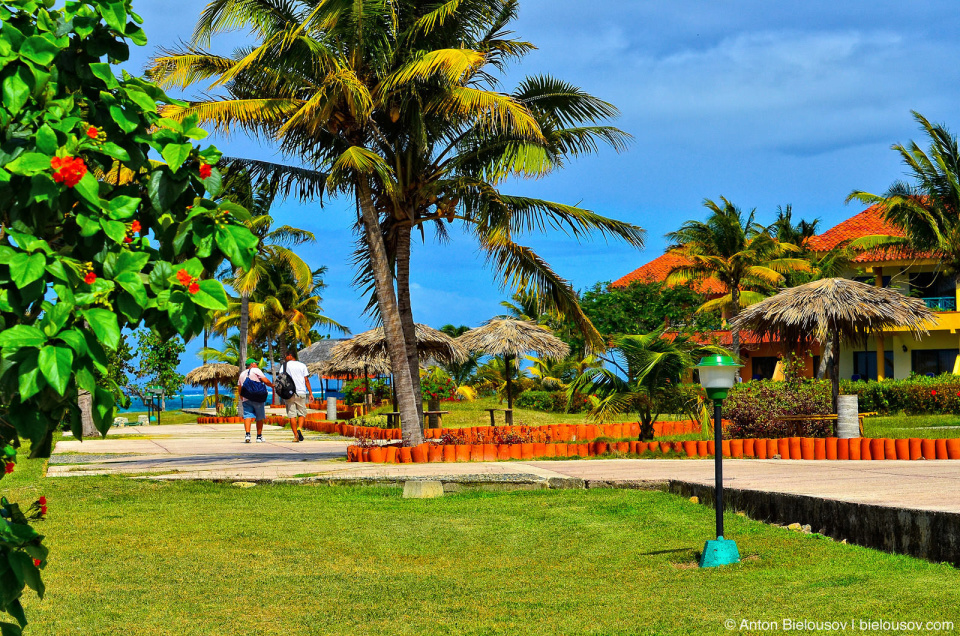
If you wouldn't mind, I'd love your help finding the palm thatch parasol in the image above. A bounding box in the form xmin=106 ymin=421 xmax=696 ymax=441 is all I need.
xmin=457 ymin=318 xmax=570 ymax=422
xmin=184 ymin=363 xmax=239 ymax=407
xmin=309 ymin=352 xmax=392 ymax=379
xmin=338 ymin=323 xmax=468 ymax=365
xmin=730 ymin=278 xmax=937 ymax=412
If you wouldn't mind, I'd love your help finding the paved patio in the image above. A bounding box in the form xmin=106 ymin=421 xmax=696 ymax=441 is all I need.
xmin=48 ymin=423 xmax=960 ymax=514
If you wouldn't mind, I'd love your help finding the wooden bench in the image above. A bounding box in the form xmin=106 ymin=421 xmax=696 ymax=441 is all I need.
xmin=423 ymin=410 xmax=450 ymax=429
xmin=776 ymin=413 xmax=874 ymax=437
xmin=382 ymin=412 xmax=401 ymax=428
xmin=484 ymin=408 xmax=513 ymax=426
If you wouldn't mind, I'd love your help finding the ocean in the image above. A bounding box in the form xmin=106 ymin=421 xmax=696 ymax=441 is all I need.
xmin=118 ymin=388 xmax=344 ymax=412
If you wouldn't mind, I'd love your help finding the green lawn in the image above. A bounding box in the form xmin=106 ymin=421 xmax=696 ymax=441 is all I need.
xmin=5 ymin=453 xmax=960 ymax=635
xmin=117 ymin=411 xmax=202 ymax=426
xmin=863 ymin=413 xmax=960 ymax=439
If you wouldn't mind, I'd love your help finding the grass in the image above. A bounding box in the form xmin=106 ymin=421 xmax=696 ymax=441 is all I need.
xmin=118 ymin=411 xmax=203 ymax=426
xmin=863 ymin=413 xmax=960 ymax=439
xmin=6 ymin=448 xmax=960 ymax=635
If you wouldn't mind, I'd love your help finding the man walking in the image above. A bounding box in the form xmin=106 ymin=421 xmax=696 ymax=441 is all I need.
xmin=280 ymin=351 xmax=312 ymax=442
xmin=239 ymin=358 xmax=273 ymax=443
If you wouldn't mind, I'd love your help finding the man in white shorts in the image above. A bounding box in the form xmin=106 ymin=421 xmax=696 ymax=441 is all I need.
xmin=239 ymin=358 xmax=273 ymax=443
xmin=281 ymin=351 xmax=312 ymax=442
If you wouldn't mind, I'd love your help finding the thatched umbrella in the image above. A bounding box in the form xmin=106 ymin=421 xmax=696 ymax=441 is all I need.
xmin=457 ymin=318 xmax=570 ymax=423
xmin=338 ymin=323 xmax=468 ymax=365
xmin=184 ymin=363 xmax=239 ymax=408
xmin=730 ymin=278 xmax=937 ymax=412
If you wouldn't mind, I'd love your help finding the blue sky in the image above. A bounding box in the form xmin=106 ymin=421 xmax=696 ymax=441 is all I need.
xmin=120 ymin=1 xmax=960 ymax=375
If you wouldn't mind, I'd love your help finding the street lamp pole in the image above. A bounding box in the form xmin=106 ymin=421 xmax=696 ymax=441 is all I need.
xmin=695 ymin=355 xmax=742 ymax=568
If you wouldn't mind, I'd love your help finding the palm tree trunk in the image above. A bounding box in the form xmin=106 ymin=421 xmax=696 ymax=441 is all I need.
xmin=730 ymin=287 xmax=741 ymax=364
xmin=831 ymin=330 xmax=840 ymax=414
xmin=357 ymin=181 xmax=423 ymax=445
xmin=395 ymin=224 xmax=424 ymax=425
xmin=239 ymin=290 xmax=250 ymax=370
xmin=505 ymin=354 xmax=514 ymax=425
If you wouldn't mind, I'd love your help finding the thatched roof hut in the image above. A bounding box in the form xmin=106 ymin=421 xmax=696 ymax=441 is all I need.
xmin=456 ymin=319 xmax=570 ymax=421
xmin=184 ymin=363 xmax=239 ymax=406
xmin=338 ymin=323 xmax=468 ymax=365
xmin=730 ymin=277 xmax=937 ymax=411
xmin=298 ymin=339 xmax=349 ymax=367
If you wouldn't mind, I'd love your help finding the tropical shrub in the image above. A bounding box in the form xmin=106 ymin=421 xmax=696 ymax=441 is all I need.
xmin=841 ymin=375 xmax=960 ymax=414
xmin=420 ymin=370 xmax=457 ymax=402
xmin=0 ymin=0 xmax=257 ymax=629
xmin=724 ymin=379 xmax=833 ymax=438
xmin=515 ymin=390 xmax=590 ymax=414
xmin=342 ymin=378 xmax=391 ymax=406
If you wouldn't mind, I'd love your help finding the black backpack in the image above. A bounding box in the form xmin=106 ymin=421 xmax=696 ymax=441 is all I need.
xmin=276 ymin=362 xmax=297 ymax=400
xmin=240 ymin=372 xmax=268 ymax=403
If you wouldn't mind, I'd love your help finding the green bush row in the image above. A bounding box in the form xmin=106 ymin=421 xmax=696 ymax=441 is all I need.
xmin=841 ymin=374 xmax=960 ymax=414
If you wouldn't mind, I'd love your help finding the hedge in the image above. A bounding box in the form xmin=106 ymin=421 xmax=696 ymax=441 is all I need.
xmin=514 ymin=390 xmax=590 ymax=414
xmin=724 ymin=378 xmax=832 ymax=439
xmin=841 ymin=375 xmax=960 ymax=414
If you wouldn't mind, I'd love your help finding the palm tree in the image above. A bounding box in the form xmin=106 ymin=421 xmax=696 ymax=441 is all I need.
xmin=665 ymin=197 xmax=810 ymax=363
xmin=147 ymin=0 xmax=645 ymax=445
xmin=438 ymin=324 xmax=482 ymax=386
xmin=568 ymin=328 xmax=727 ymax=440
xmin=848 ymin=112 xmax=960 ymax=285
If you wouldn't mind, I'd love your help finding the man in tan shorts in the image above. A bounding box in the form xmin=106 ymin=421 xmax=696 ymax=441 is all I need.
xmin=281 ymin=351 xmax=312 ymax=442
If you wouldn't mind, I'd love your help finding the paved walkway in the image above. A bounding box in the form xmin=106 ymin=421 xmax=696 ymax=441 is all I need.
xmin=49 ymin=424 xmax=960 ymax=513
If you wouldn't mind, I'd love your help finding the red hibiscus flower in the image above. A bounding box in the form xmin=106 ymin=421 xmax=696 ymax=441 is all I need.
xmin=38 ymin=496 xmax=46 ymax=505
xmin=176 ymin=269 xmax=193 ymax=286
xmin=199 ymin=163 xmax=212 ymax=179
xmin=51 ymin=156 xmax=87 ymax=188
xmin=932 ymin=390 xmax=938 ymax=396
xmin=123 ymin=236 xmax=132 ymax=244
xmin=86 ymin=126 xmax=98 ymax=139
xmin=40 ymin=505 xmax=46 ymax=516
xmin=130 ymin=220 xmax=141 ymax=233
xmin=84 ymin=271 xmax=96 ymax=285
xmin=33 ymin=559 xmax=40 ymax=567
xmin=4 ymin=463 xmax=13 ymax=474
xmin=188 ymin=281 xmax=200 ymax=294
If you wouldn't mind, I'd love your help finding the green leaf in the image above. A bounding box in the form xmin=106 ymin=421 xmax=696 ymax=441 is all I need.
xmin=92 ymin=387 xmax=115 ymax=436
xmin=147 ymin=169 xmax=187 ymax=212
xmin=35 ymin=125 xmax=57 ymax=155
xmin=20 ymin=35 xmax=58 ymax=65
xmin=5 ymin=153 xmax=51 ymax=176
xmin=160 ymin=142 xmax=192 ymax=173
xmin=123 ymin=87 xmax=156 ymax=113
xmin=99 ymin=142 xmax=130 ymax=161
xmin=89 ymin=62 xmax=119 ymax=89
xmin=73 ymin=172 xmax=102 ymax=206
xmin=108 ymin=104 xmax=138 ymax=133
xmin=21 ymin=555 xmax=43 ymax=599
xmin=115 ymin=271 xmax=147 ymax=305
xmin=100 ymin=218 xmax=126 ymax=243
xmin=117 ymin=293 xmax=142 ymax=321
xmin=81 ymin=308 xmax=120 ymax=350
xmin=113 ymin=251 xmax=150 ymax=276
xmin=42 ymin=300 xmax=71 ymax=335
xmin=107 ymin=195 xmax=139 ymax=220
xmin=96 ymin=0 xmax=127 ymax=32
xmin=75 ymin=366 xmax=96 ymax=393
xmin=38 ymin=345 xmax=72 ymax=395
xmin=202 ymin=168 xmax=222 ymax=197
xmin=0 ymin=619 xmax=24 ymax=636
xmin=9 ymin=252 xmax=45 ymax=287
xmin=57 ymin=328 xmax=86 ymax=355
xmin=215 ymin=224 xmax=258 ymax=269
xmin=0 ymin=325 xmax=45 ymax=350
xmin=76 ymin=213 xmax=99 ymax=237
xmin=18 ymin=352 xmax=43 ymax=401
xmin=82 ymin=329 xmax=108 ymax=373
xmin=189 ymin=279 xmax=228 ymax=310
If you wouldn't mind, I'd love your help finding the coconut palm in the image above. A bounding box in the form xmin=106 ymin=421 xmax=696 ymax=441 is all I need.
xmin=665 ymin=197 xmax=810 ymax=363
xmin=848 ymin=112 xmax=960 ymax=284
xmin=568 ymin=328 xmax=727 ymax=440
xmin=147 ymin=0 xmax=644 ymax=445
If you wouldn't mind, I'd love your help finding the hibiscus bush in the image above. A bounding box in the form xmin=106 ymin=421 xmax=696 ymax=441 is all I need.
xmin=842 ymin=374 xmax=960 ymax=414
xmin=0 ymin=0 xmax=257 ymax=630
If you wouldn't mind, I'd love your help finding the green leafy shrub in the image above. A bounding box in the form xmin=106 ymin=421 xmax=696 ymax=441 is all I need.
xmin=842 ymin=374 xmax=960 ymax=414
xmin=420 ymin=371 xmax=456 ymax=401
xmin=515 ymin=390 xmax=589 ymax=413
xmin=0 ymin=0 xmax=257 ymax=629
xmin=342 ymin=378 xmax=391 ymax=405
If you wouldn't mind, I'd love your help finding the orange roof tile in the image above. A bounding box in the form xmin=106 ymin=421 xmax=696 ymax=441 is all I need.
xmin=806 ymin=205 xmax=932 ymax=263
xmin=611 ymin=251 xmax=725 ymax=294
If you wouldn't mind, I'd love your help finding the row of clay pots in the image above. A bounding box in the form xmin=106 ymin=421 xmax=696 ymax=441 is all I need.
xmin=421 ymin=421 xmax=702 ymax=442
xmin=346 ymin=436 xmax=960 ymax=463
xmin=198 ymin=416 xmax=290 ymax=424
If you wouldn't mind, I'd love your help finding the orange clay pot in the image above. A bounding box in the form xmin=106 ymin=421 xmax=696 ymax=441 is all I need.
xmin=883 ymin=438 xmax=896 ymax=460
xmin=482 ymin=443 xmax=497 ymax=462
xmin=441 ymin=445 xmax=456 ymax=463
xmin=427 ymin=445 xmax=442 ymax=463
xmin=616 ymin=441 xmax=629 ymax=454
xmin=721 ymin=440 xmax=731 ymax=457
xmin=743 ymin=439 xmax=755 ymax=458
xmin=519 ymin=443 xmax=534 ymax=460
xmin=494 ymin=444 xmax=509 ymax=461
xmin=575 ymin=425 xmax=587 ymax=441
xmin=660 ymin=441 xmax=672 ymax=454
xmin=455 ymin=445 xmax=471 ymax=462
xmin=697 ymin=441 xmax=709 ymax=457
xmin=369 ymin=446 xmax=387 ymax=463
xmin=707 ymin=441 xmax=716 ymax=456
xmin=775 ymin=438 xmax=788 ymax=459
xmin=683 ymin=441 xmax=698 ymax=458
xmin=813 ymin=438 xmax=826 ymax=460
xmin=410 ymin=445 xmax=427 ymax=463
xmin=860 ymin=438 xmax=873 ymax=461
xmin=399 ymin=447 xmax=413 ymax=463
xmin=790 ymin=437 xmax=803 ymax=459
xmin=755 ymin=439 xmax=767 ymax=459
xmin=868 ymin=438 xmax=884 ymax=460
xmin=385 ymin=446 xmax=399 ymax=463
xmin=730 ymin=439 xmax=743 ymax=458
xmin=470 ymin=444 xmax=484 ymax=462
xmin=936 ymin=438 xmax=949 ymax=459
xmin=592 ymin=442 xmax=608 ymax=456
xmin=346 ymin=446 xmax=359 ymax=462
xmin=534 ymin=442 xmax=547 ymax=458
xmin=825 ymin=437 xmax=838 ymax=460
xmin=509 ymin=444 xmax=522 ymax=460
xmin=577 ymin=443 xmax=589 ymax=457
xmin=946 ymin=438 xmax=960 ymax=459
xmin=921 ymin=438 xmax=936 ymax=460
xmin=894 ymin=438 xmax=910 ymax=460
xmin=908 ymin=438 xmax=922 ymax=461
xmin=848 ymin=438 xmax=862 ymax=461
xmin=766 ymin=439 xmax=777 ymax=458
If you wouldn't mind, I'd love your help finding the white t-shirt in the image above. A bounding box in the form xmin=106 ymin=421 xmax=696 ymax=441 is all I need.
xmin=238 ymin=367 xmax=267 ymax=402
xmin=283 ymin=360 xmax=311 ymax=396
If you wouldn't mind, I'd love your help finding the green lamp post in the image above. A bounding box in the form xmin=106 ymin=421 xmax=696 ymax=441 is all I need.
xmin=695 ymin=355 xmax=742 ymax=568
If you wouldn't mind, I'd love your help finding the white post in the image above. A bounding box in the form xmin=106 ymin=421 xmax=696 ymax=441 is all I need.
xmin=837 ymin=395 xmax=859 ymax=439
xmin=326 ymin=397 xmax=337 ymax=422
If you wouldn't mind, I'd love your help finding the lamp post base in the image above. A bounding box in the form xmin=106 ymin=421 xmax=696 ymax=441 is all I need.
xmin=699 ymin=537 xmax=740 ymax=568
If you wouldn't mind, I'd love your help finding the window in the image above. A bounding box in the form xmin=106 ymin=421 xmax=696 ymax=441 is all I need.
xmin=854 ymin=275 xmax=892 ymax=288
xmin=751 ymin=356 xmax=778 ymax=381
xmin=852 ymin=351 xmax=893 ymax=381
xmin=912 ymin=349 xmax=959 ymax=376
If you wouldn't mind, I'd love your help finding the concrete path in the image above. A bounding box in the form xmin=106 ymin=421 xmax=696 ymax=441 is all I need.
xmin=49 ymin=424 xmax=960 ymax=513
